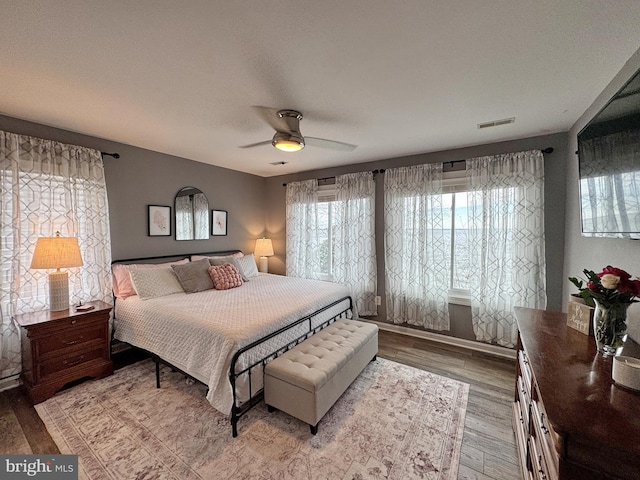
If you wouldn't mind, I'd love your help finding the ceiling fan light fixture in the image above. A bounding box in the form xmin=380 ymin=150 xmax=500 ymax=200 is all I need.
xmin=272 ymin=132 xmax=305 ymax=152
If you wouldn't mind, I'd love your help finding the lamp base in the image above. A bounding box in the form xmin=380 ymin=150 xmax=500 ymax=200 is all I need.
xmin=49 ymin=271 xmax=70 ymax=311
xmin=259 ymin=256 xmax=269 ymax=273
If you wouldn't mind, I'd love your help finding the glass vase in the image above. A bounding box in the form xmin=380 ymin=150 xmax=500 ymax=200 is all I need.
xmin=592 ymin=299 xmax=629 ymax=356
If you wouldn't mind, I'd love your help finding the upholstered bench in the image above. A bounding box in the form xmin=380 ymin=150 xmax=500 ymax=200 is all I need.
xmin=264 ymin=318 xmax=378 ymax=434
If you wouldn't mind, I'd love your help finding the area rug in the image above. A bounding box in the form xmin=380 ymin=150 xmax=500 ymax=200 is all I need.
xmin=35 ymin=358 xmax=469 ymax=480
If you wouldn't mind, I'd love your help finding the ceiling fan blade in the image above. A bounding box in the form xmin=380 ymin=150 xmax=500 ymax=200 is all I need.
xmin=239 ymin=140 xmax=272 ymax=149
xmin=305 ymin=137 xmax=357 ymax=152
xmin=252 ymin=106 xmax=291 ymax=133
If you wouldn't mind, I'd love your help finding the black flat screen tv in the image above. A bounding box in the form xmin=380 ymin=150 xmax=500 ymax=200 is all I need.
xmin=577 ymin=67 xmax=640 ymax=239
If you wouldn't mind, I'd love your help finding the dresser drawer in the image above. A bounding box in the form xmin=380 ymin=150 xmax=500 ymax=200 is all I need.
xmin=36 ymin=323 xmax=105 ymax=357
xmin=519 ymin=350 xmax=533 ymax=394
xmin=531 ymin=399 xmax=560 ymax=476
xmin=38 ymin=346 xmax=106 ymax=379
xmin=517 ymin=376 xmax=531 ymax=431
xmin=513 ymin=400 xmax=529 ymax=477
xmin=529 ymin=429 xmax=556 ymax=480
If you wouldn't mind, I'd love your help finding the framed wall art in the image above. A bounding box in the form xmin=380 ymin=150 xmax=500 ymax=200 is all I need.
xmin=148 ymin=205 xmax=171 ymax=236
xmin=211 ymin=209 xmax=228 ymax=236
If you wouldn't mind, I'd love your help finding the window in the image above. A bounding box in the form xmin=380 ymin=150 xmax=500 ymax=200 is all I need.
xmin=316 ymin=185 xmax=337 ymax=280
xmin=441 ymin=172 xmax=473 ymax=305
xmin=385 ymin=151 xmax=545 ymax=345
xmin=1 ymin=171 xmax=98 ymax=310
xmin=1 ymin=131 xmax=113 ymax=378
xmin=286 ymin=173 xmax=377 ymax=315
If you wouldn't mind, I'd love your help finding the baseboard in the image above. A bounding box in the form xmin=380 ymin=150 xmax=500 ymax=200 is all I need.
xmin=367 ymin=320 xmax=517 ymax=360
xmin=0 ymin=374 xmax=21 ymax=392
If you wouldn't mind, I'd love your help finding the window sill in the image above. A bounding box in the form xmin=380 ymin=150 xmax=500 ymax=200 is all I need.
xmin=448 ymin=291 xmax=471 ymax=307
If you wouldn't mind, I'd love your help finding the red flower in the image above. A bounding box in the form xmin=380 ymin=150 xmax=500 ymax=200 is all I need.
xmin=617 ymin=278 xmax=636 ymax=295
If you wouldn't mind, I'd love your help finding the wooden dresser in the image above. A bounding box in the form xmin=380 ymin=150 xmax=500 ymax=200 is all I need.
xmin=513 ymin=307 xmax=640 ymax=480
xmin=15 ymin=300 xmax=113 ymax=404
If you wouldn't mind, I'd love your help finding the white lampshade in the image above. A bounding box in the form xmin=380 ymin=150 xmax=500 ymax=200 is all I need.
xmin=31 ymin=232 xmax=83 ymax=311
xmin=255 ymin=238 xmax=274 ymax=273
xmin=254 ymin=238 xmax=274 ymax=257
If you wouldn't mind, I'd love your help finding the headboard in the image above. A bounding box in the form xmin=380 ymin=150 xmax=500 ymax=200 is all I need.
xmin=110 ymin=250 xmax=244 ymax=306
xmin=111 ymin=250 xmax=243 ymax=266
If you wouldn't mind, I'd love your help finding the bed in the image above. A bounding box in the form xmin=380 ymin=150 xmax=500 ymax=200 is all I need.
xmin=111 ymin=251 xmax=354 ymax=436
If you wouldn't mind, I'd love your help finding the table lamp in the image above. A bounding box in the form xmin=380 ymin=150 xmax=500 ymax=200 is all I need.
xmin=30 ymin=231 xmax=83 ymax=311
xmin=254 ymin=238 xmax=274 ymax=273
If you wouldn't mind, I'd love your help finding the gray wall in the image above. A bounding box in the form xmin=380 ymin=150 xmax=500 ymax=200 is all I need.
xmin=563 ymin=47 xmax=640 ymax=324
xmin=265 ymin=132 xmax=568 ymax=341
xmin=8 ymin=41 xmax=640 ymax=343
xmin=0 ymin=114 xmax=266 ymax=261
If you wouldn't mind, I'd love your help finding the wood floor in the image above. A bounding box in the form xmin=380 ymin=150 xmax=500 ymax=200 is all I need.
xmin=0 ymin=330 xmax=521 ymax=480
xmin=378 ymin=330 xmax=522 ymax=480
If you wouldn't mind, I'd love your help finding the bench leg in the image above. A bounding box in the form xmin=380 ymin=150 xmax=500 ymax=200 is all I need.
xmin=310 ymin=423 xmax=318 ymax=435
xmin=371 ymin=354 xmax=377 ymax=362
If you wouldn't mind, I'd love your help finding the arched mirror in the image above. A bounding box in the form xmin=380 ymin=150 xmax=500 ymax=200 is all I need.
xmin=174 ymin=187 xmax=210 ymax=240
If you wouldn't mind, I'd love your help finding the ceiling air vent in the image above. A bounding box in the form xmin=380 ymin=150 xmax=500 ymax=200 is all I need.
xmin=477 ymin=117 xmax=515 ymax=129
xmin=270 ymin=161 xmax=288 ymax=166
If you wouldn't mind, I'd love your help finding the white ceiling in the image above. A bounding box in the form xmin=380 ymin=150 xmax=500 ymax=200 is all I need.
xmin=2 ymin=1 xmax=640 ymax=177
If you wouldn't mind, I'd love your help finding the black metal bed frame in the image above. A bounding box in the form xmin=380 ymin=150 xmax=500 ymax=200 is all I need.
xmin=228 ymin=295 xmax=353 ymax=437
xmin=110 ymin=251 xmax=354 ymax=438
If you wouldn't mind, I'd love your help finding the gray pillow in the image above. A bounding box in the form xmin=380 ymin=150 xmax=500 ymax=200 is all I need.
xmin=171 ymin=258 xmax=215 ymax=293
xmin=209 ymin=256 xmax=248 ymax=282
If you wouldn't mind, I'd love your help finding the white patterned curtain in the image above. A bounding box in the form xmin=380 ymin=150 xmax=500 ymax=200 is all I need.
xmin=466 ymin=150 xmax=546 ymax=347
xmin=286 ymin=180 xmax=321 ymax=279
xmin=384 ymin=163 xmax=450 ymax=330
xmin=0 ymin=131 xmax=113 ymax=379
xmin=334 ymin=172 xmax=377 ymax=315
xmin=578 ymin=129 xmax=640 ymax=236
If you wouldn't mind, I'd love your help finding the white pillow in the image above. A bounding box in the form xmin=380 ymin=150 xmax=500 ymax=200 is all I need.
xmin=237 ymin=254 xmax=259 ymax=278
xmin=129 ymin=265 xmax=184 ymax=300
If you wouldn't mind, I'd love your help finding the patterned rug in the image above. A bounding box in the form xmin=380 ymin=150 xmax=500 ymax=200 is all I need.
xmin=35 ymin=358 xmax=469 ymax=480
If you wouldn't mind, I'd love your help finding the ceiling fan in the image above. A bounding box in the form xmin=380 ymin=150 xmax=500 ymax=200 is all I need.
xmin=240 ymin=108 xmax=357 ymax=152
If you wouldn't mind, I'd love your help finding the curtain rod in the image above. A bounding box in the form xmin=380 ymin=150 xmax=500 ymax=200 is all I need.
xmin=101 ymin=152 xmax=120 ymax=159
xmin=282 ymin=170 xmax=382 ymax=187
xmin=444 ymin=147 xmax=554 ymax=167
xmin=281 ymin=148 xmax=554 ymax=186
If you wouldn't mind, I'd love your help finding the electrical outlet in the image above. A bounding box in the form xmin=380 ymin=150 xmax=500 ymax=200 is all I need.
xmin=375 ymin=295 xmax=382 ymax=305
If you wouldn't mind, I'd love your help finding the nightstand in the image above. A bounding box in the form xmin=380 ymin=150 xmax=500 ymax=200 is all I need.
xmin=15 ymin=300 xmax=114 ymax=404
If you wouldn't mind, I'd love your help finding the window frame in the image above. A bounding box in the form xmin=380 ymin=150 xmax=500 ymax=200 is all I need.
xmin=442 ymin=170 xmax=473 ymax=306
xmin=316 ymin=184 xmax=337 ymax=281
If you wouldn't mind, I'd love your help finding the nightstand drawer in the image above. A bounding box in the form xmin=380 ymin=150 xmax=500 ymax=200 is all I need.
xmin=37 ymin=323 xmax=105 ymax=357
xmin=38 ymin=347 xmax=105 ymax=378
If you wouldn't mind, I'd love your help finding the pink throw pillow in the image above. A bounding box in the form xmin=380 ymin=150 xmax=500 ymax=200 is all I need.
xmin=208 ymin=263 xmax=242 ymax=290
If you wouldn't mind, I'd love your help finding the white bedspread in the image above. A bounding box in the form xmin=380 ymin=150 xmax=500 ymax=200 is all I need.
xmin=114 ymin=273 xmax=351 ymax=414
